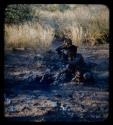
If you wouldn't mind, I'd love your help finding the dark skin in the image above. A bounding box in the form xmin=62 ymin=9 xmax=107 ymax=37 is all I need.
xmin=56 ymin=38 xmax=77 ymax=61
xmin=55 ymin=58 xmax=91 ymax=83
xmin=56 ymin=38 xmax=94 ymax=83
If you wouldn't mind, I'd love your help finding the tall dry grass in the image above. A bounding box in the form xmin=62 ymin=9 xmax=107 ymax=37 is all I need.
xmin=34 ymin=5 xmax=109 ymax=46
xmin=5 ymin=23 xmax=55 ymax=51
xmin=5 ymin=4 xmax=109 ymax=50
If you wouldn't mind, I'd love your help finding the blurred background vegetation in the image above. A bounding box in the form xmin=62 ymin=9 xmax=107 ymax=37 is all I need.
xmin=4 ymin=4 xmax=109 ymax=50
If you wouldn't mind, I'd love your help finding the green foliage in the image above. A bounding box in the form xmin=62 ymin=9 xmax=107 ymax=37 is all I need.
xmin=45 ymin=5 xmax=59 ymax=12
xmin=5 ymin=4 xmax=33 ymax=24
xmin=58 ymin=4 xmax=70 ymax=12
xmin=45 ymin=4 xmax=70 ymax=12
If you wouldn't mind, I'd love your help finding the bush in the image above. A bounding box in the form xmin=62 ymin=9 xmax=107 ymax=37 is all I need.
xmin=4 ymin=4 xmax=109 ymax=49
xmin=5 ymin=4 xmax=33 ymax=24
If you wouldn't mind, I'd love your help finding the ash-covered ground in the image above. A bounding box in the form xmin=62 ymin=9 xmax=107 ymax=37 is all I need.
xmin=4 ymin=40 xmax=109 ymax=122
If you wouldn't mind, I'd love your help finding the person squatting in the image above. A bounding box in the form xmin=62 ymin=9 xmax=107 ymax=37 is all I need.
xmin=39 ymin=37 xmax=94 ymax=85
xmin=55 ymin=37 xmax=94 ymax=84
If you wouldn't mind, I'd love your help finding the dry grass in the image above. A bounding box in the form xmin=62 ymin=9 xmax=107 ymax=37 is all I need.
xmin=4 ymin=4 xmax=109 ymax=50
xmin=5 ymin=23 xmax=55 ymax=51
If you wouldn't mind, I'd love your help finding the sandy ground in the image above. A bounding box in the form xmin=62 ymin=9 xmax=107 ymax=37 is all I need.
xmin=4 ymin=41 xmax=109 ymax=122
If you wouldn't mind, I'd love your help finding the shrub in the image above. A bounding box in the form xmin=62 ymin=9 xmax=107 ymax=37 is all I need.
xmin=5 ymin=4 xmax=33 ymax=24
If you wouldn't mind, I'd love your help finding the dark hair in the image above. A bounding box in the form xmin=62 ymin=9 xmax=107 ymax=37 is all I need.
xmin=64 ymin=38 xmax=72 ymax=45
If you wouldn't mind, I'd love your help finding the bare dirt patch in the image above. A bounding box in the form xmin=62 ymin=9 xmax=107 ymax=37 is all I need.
xmin=4 ymin=42 xmax=109 ymax=122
